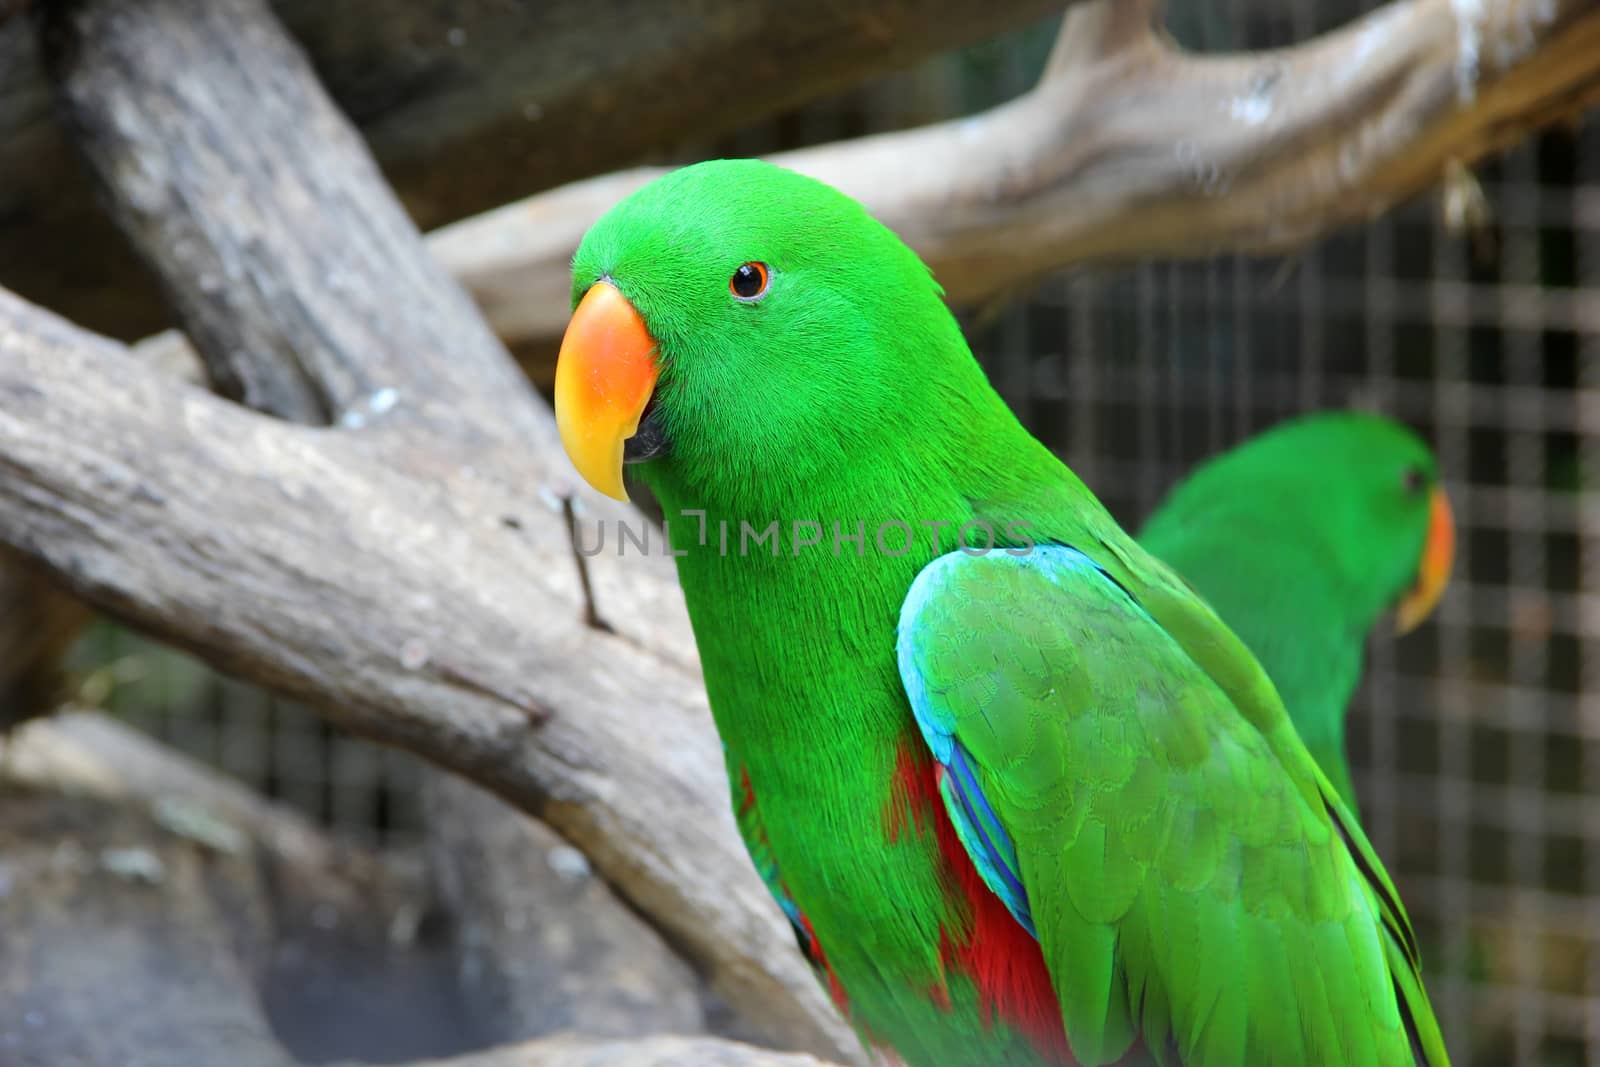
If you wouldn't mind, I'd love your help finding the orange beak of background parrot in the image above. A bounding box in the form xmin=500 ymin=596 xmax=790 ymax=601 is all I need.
xmin=1396 ymin=486 xmax=1455 ymax=635
xmin=554 ymin=282 xmax=660 ymax=502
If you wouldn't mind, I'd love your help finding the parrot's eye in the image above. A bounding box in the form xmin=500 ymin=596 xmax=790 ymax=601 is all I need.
xmin=1402 ymin=466 xmax=1426 ymax=494
xmin=730 ymin=262 xmax=771 ymax=302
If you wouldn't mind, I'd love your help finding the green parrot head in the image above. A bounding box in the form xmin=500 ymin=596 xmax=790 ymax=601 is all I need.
xmin=554 ymin=159 xmax=977 ymax=506
xmin=1145 ymin=411 xmax=1455 ymax=637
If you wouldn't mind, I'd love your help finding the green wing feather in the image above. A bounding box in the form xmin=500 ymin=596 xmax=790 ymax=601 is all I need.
xmin=897 ymin=544 xmax=1447 ymax=1067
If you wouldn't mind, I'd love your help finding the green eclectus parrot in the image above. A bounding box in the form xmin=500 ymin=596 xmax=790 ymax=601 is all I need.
xmin=1137 ymin=412 xmax=1456 ymax=816
xmin=552 ymin=159 xmax=1449 ymax=1067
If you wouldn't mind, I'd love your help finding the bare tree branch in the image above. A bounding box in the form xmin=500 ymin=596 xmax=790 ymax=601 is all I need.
xmin=0 ymin=325 xmax=192 ymax=733
xmin=38 ymin=4 xmax=571 ymax=1018
xmin=432 ymin=0 xmax=1600 ymax=351
xmin=3 ymin=715 xmax=835 ymax=1067
xmin=9 ymin=0 xmax=853 ymax=1057
xmin=36 ymin=0 xmax=533 ymax=424
xmin=423 ymin=774 xmax=707 ymax=1041
xmin=0 ymin=715 xmax=418 ymax=1067
xmin=0 ymin=278 xmax=852 ymax=1063
xmin=27 ymin=0 xmax=1595 ymax=395
xmin=4 ymin=711 xmax=356 ymax=872
xmin=2 ymin=0 xmax=1070 ymax=344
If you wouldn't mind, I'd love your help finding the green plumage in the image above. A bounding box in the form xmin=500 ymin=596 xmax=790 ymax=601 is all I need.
xmin=562 ymin=159 xmax=1450 ymax=1066
xmin=898 ymin=546 xmax=1419 ymax=1063
xmin=1137 ymin=414 xmax=1442 ymax=812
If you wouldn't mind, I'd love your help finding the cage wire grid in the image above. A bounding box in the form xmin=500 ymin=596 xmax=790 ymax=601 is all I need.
xmin=62 ymin=4 xmax=1600 ymax=1065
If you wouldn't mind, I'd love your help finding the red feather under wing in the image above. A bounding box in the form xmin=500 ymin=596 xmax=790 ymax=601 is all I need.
xmin=889 ymin=743 xmax=1074 ymax=1061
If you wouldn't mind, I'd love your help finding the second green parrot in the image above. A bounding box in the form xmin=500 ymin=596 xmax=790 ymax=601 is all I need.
xmin=1138 ymin=412 xmax=1455 ymax=814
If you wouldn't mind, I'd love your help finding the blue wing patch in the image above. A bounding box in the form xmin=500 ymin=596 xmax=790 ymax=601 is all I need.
xmin=937 ymin=742 xmax=1035 ymax=935
xmin=897 ymin=545 xmax=1116 ymax=938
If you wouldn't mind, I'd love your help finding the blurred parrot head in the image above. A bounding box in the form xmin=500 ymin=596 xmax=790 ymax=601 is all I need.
xmin=1147 ymin=411 xmax=1455 ymax=636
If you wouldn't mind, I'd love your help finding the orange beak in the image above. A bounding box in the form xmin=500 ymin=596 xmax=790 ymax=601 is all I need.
xmin=554 ymin=282 xmax=660 ymax=501
xmin=1396 ymin=486 xmax=1455 ymax=634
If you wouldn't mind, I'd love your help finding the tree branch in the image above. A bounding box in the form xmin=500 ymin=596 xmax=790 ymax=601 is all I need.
xmin=36 ymin=5 xmax=558 ymax=1016
xmin=3 ymin=714 xmax=839 ymax=1067
xmin=36 ymin=0 xmax=533 ymax=424
xmin=2 ymin=0 xmax=1070 ymax=344
xmin=20 ymin=0 xmax=847 ymax=1055
xmin=33 ymin=0 xmax=1596 ymax=393
xmin=0 ymin=331 xmax=203 ymax=733
xmin=0 ymin=714 xmax=417 ymax=1067
xmin=432 ymin=0 xmax=1600 ymax=351
xmin=0 ymin=283 xmax=853 ymax=1061
xmin=422 ymin=773 xmax=706 ymax=1041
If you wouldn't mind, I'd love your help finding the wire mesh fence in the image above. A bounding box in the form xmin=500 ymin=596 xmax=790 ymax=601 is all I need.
xmin=61 ymin=4 xmax=1599 ymax=1064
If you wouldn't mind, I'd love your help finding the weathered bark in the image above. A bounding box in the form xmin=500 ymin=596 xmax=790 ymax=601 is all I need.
xmin=0 ymin=300 xmax=206 ymax=731
xmin=21 ymin=0 xmax=1595 ymax=406
xmin=424 ymin=775 xmax=707 ymax=1041
xmin=2 ymin=0 xmax=1068 ymax=344
xmin=36 ymin=0 xmax=537 ymax=423
xmin=0 ymin=715 xmax=425 ymax=1067
xmin=15 ymin=0 xmax=853 ymax=1057
xmin=40 ymin=11 xmax=662 ymax=1049
xmin=0 ymin=287 xmax=849 ymax=1058
xmin=1 ymin=715 xmax=840 ymax=1067
xmin=432 ymin=0 xmax=1600 ymax=352
xmin=3 ymin=711 xmax=368 ymax=873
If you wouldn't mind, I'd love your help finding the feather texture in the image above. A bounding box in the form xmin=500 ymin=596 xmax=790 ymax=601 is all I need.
xmin=897 ymin=546 xmax=1447 ymax=1066
xmin=558 ymin=158 xmax=1452 ymax=1067
xmin=1138 ymin=412 xmax=1446 ymax=815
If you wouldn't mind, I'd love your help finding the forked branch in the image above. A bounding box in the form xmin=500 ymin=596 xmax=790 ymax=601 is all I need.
xmin=9 ymin=0 xmax=854 ymax=1056
xmin=0 ymin=285 xmax=852 ymax=1060
xmin=432 ymin=0 xmax=1600 ymax=350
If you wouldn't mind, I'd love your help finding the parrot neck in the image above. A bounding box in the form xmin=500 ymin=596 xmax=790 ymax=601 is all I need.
xmin=1257 ymin=609 xmax=1369 ymax=813
xmin=640 ymin=357 xmax=1080 ymax=772
xmin=637 ymin=378 xmax=1085 ymax=1064
xmin=1151 ymin=517 xmax=1373 ymax=810
xmin=1259 ymin=590 xmax=1372 ymax=812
